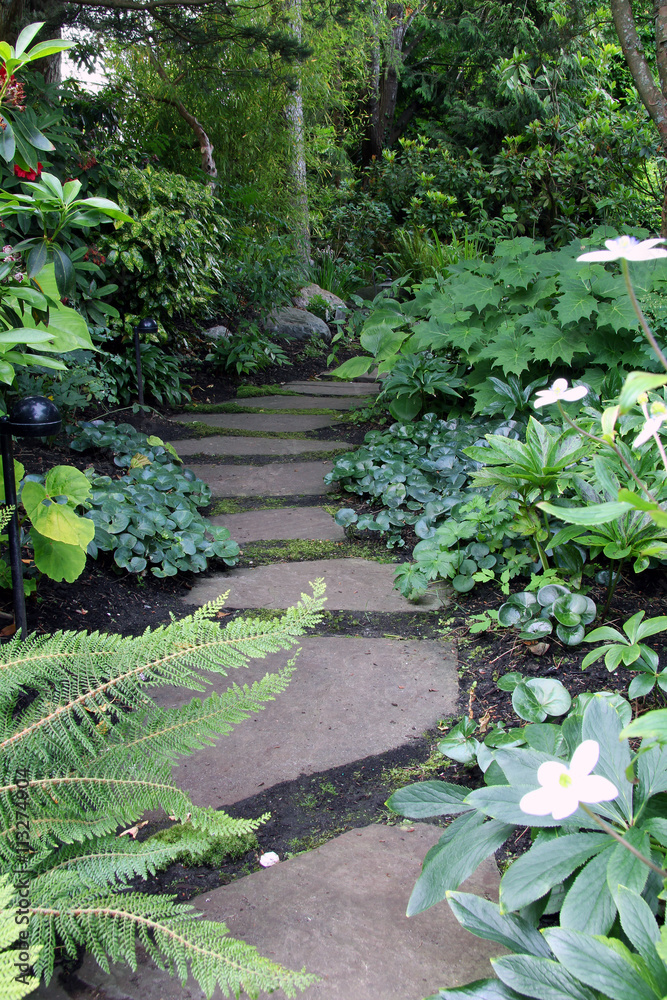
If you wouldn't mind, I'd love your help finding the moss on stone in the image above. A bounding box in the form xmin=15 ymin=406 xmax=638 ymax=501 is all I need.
xmin=237 ymin=538 xmax=398 ymax=567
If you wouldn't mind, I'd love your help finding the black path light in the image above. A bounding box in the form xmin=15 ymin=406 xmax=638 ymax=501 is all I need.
xmin=134 ymin=316 xmax=158 ymax=406
xmin=0 ymin=395 xmax=61 ymax=638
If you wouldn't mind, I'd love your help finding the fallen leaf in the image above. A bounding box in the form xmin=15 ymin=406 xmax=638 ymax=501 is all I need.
xmin=527 ymin=641 xmax=550 ymax=656
xmin=0 ymin=624 xmax=16 ymax=636
xmin=119 ymin=820 xmax=148 ymax=839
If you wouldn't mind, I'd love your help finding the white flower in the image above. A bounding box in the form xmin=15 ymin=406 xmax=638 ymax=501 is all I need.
xmin=634 ymin=402 xmax=667 ymax=448
xmin=259 ymin=851 xmax=280 ymax=867
xmin=533 ymin=378 xmax=588 ymax=409
xmin=577 ymin=236 xmax=667 ymax=263
xmin=519 ymin=740 xmax=618 ymax=821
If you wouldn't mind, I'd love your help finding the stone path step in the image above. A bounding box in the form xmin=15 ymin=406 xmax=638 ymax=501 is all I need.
xmin=173 ymin=436 xmax=350 ymax=457
xmin=209 ymin=506 xmax=345 ymax=542
xmin=173 ymin=412 xmax=338 ymax=432
xmin=187 ymin=461 xmax=335 ymax=496
xmin=183 ymin=558 xmax=442 ymax=611
xmin=282 ymin=380 xmax=379 ymax=396
xmin=152 ymin=635 xmax=457 ymax=807
xmin=235 ymin=394 xmax=366 ymax=410
xmin=37 ymin=827 xmax=500 ymax=1000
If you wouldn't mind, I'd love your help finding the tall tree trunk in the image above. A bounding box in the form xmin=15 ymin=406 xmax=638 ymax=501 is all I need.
xmin=0 ymin=0 xmax=61 ymax=82
xmin=362 ymin=2 xmax=424 ymax=166
xmin=285 ymin=0 xmax=310 ymax=273
xmin=610 ymin=0 xmax=667 ymax=234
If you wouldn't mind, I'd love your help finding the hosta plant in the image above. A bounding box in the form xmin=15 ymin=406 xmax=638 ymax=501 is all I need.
xmin=0 ymin=582 xmax=326 ymax=997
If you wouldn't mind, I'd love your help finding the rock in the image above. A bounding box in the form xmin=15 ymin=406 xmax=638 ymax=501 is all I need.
xmin=267 ymin=306 xmax=331 ymax=342
xmin=201 ymin=324 xmax=230 ymax=341
xmin=293 ymin=282 xmax=348 ymax=322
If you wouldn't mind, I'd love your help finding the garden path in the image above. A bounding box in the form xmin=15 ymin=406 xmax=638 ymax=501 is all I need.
xmin=34 ymin=380 xmax=502 ymax=1000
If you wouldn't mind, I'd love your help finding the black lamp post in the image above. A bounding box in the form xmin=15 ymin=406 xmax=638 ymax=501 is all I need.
xmin=134 ymin=317 xmax=158 ymax=406
xmin=0 ymin=396 xmax=61 ymax=638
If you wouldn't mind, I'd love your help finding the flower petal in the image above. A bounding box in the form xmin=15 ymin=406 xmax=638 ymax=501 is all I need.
xmin=551 ymin=788 xmax=582 ymax=820
xmin=536 ymin=760 xmax=567 ymax=786
xmin=576 ymin=774 xmax=619 ymax=804
xmin=569 ymin=739 xmax=599 ymax=778
xmin=519 ymin=787 xmax=556 ymax=816
xmin=577 ymin=250 xmax=615 ymax=262
xmin=562 ymin=385 xmax=588 ymax=402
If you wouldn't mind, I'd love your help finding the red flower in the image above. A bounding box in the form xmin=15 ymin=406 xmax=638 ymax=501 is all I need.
xmin=13 ymin=163 xmax=42 ymax=181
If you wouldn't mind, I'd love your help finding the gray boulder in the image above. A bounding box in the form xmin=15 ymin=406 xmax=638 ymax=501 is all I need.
xmin=201 ymin=324 xmax=231 ymax=341
xmin=267 ymin=307 xmax=331 ymax=342
xmin=293 ymin=282 xmax=348 ymax=322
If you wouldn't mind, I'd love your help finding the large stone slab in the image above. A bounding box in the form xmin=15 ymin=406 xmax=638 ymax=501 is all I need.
xmin=172 ymin=436 xmax=349 ymax=457
xmin=172 ymin=412 xmax=338 ymax=432
xmin=184 ymin=558 xmax=441 ymax=611
xmin=235 ymin=395 xmax=366 ymax=411
xmin=153 ymin=636 xmax=457 ymax=806
xmin=282 ymin=380 xmax=379 ymax=396
xmin=210 ymin=506 xmax=346 ymax=542
xmin=38 ymin=828 xmax=501 ymax=1000
xmin=187 ymin=461 xmax=333 ymax=496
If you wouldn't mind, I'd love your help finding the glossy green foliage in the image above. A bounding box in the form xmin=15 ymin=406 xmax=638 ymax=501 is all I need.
xmin=20 ymin=465 xmax=94 ymax=583
xmin=497 ymin=585 xmax=596 ymax=648
xmin=97 ymin=340 xmax=191 ymax=408
xmin=206 ymin=324 xmax=291 ymax=376
xmin=583 ymin=611 xmax=667 ymax=700
xmin=103 ymin=166 xmax=227 ymax=328
xmin=328 ymin=413 xmax=516 ymax=548
xmin=376 ymin=352 xmax=463 ymax=421
xmin=388 ymin=694 xmax=665 ymax=943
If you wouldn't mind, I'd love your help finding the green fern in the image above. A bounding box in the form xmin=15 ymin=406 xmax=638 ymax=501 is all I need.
xmin=1 ymin=580 xmax=326 ymax=997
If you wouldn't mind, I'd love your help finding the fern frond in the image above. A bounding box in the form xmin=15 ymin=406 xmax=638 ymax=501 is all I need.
xmin=30 ymin=892 xmax=318 ymax=998
xmin=0 ymin=875 xmax=41 ymax=999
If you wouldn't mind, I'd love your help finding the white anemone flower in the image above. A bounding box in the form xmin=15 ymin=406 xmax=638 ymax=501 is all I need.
xmin=519 ymin=740 xmax=618 ymax=821
xmin=633 ymin=401 xmax=667 ymax=448
xmin=533 ymin=378 xmax=588 ymax=409
xmin=577 ymin=235 xmax=667 ymax=263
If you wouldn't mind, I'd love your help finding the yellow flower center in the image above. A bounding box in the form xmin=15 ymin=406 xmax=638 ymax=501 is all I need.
xmin=559 ymin=773 xmax=572 ymax=788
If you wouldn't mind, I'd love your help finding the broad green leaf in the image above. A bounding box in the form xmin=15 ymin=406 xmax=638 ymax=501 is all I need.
xmin=360 ymin=326 xmax=407 ymax=361
xmin=77 ymin=196 xmax=132 ymax=222
xmin=512 ymin=682 xmax=546 ymax=723
xmin=0 ymin=328 xmax=53 ymax=345
xmin=493 ymin=954 xmax=598 ymax=1000
xmin=621 ymin=709 xmax=667 ymax=743
xmin=45 ymin=466 xmax=92 ymax=506
xmin=446 ymin=891 xmax=551 ymax=958
xmin=606 ymin=826 xmax=650 ymax=904
xmin=451 ymin=272 xmax=503 ymax=310
xmin=52 ymin=245 xmax=75 ymax=298
xmin=530 ymin=322 xmax=582 ymax=366
xmin=554 ymin=279 xmax=598 ymax=324
xmin=31 ymin=530 xmax=87 ymax=583
xmin=538 ymin=500 xmax=633 ymax=525
xmin=596 ymin=296 xmax=639 ymax=332
xmin=617 ymin=886 xmax=667 ymax=995
xmin=582 ymin=696 xmax=632 ymax=820
xmin=0 ymin=118 xmax=15 ymax=162
xmin=386 ymin=781 xmax=471 ymax=819
xmin=544 ymin=927 xmax=658 ymax=1000
xmin=499 ymin=833 xmax=610 ymax=913
xmin=619 ymin=372 xmax=667 ymax=412
xmin=14 ymin=21 xmax=45 ymax=57
xmin=428 ymin=980 xmax=522 ymax=999
xmin=328 ymin=356 xmax=371 ymax=379
xmin=407 ymin=812 xmax=513 ymax=916
xmin=559 ymin=844 xmax=616 ymax=935
xmin=26 ymin=492 xmax=94 ymax=547
xmin=525 ymin=678 xmax=571 ymax=717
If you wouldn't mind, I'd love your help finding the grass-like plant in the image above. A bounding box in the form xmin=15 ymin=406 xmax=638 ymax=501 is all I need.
xmin=1 ymin=581 xmax=326 ymax=998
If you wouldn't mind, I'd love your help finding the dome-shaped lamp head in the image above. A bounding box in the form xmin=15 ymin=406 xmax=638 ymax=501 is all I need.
xmin=5 ymin=395 xmax=62 ymax=437
xmin=136 ymin=317 xmax=158 ymax=337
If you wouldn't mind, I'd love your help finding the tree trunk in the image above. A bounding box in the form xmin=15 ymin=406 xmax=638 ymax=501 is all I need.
xmin=362 ymin=2 xmax=424 ymax=166
xmin=148 ymin=49 xmax=217 ymax=184
xmin=285 ymin=0 xmax=310 ymax=273
xmin=610 ymin=0 xmax=667 ymax=233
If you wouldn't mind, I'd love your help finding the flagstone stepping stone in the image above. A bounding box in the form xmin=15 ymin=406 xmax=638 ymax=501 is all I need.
xmin=153 ymin=635 xmax=457 ymax=806
xmin=282 ymin=380 xmax=380 ymax=396
xmin=210 ymin=506 xmax=346 ymax=541
xmin=172 ymin=412 xmax=339 ymax=432
xmin=172 ymin=436 xmax=349 ymax=457
xmin=184 ymin=558 xmax=442 ymax=611
xmin=235 ymin=394 xmax=367 ymax=410
xmin=187 ymin=461 xmax=334 ymax=496
xmin=40 ymin=828 xmax=500 ymax=1000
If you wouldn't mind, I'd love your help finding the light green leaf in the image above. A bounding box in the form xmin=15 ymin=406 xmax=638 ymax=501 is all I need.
xmin=45 ymin=466 xmax=92 ymax=507
xmin=493 ymin=954 xmax=599 ymax=1000
xmin=619 ymin=372 xmax=667 ymax=412
xmin=386 ymin=781 xmax=471 ymax=819
xmin=499 ymin=833 xmax=610 ymax=913
xmin=31 ymin=529 xmax=87 ymax=582
xmin=538 ymin=500 xmax=633 ymax=525
xmin=559 ymin=844 xmax=616 ymax=935
xmin=544 ymin=927 xmax=658 ymax=1000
